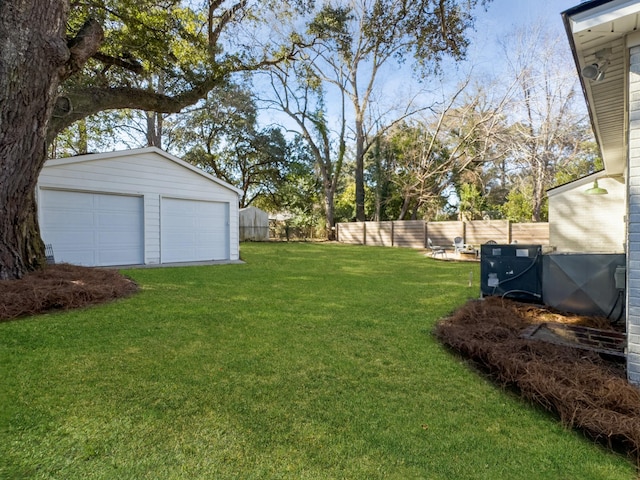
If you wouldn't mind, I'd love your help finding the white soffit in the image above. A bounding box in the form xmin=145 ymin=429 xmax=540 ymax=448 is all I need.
xmin=564 ymin=0 xmax=640 ymax=176
xmin=570 ymin=0 xmax=640 ymax=33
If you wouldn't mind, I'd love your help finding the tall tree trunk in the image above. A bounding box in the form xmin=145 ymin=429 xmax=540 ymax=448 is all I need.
xmin=146 ymin=112 xmax=163 ymax=148
xmin=78 ymin=119 xmax=89 ymax=154
xmin=398 ymin=195 xmax=411 ymax=220
xmin=354 ymin=115 xmax=366 ymax=221
xmin=145 ymin=75 xmax=165 ymax=148
xmin=370 ymin=138 xmax=383 ymax=222
xmin=531 ymin=156 xmax=546 ymax=222
xmin=324 ymin=185 xmax=336 ymax=240
xmin=0 ymin=0 xmax=69 ymax=279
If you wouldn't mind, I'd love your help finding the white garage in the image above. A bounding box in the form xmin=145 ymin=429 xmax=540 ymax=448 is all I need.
xmin=37 ymin=147 xmax=241 ymax=267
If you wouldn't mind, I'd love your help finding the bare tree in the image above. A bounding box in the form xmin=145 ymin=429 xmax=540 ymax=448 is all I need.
xmin=303 ymin=0 xmax=491 ymax=221
xmin=499 ymin=24 xmax=592 ymax=221
xmin=375 ymin=77 xmax=511 ymax=220
xmin=260 ymin=59 xmax=348 ymax=239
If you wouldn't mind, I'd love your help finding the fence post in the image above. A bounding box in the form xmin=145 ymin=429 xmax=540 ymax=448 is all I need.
xmin=363 ymin=222 xmax=367 ymax=246
xmin=462 ymin=221 xmax=467 ymax=245
xmin=391 ymin=221 xmax=395 ymax=247
xmin=423 ymin=221 xmax=428 ymax=248
xmin=507 ymin=220 xmax=512 ymax=244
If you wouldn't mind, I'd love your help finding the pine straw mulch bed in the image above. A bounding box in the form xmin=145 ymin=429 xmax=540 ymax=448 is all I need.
xmin=435 ymin=296 xmax=640 ymax=463
xmin=0 ymin=263 xmax=138 ymax=321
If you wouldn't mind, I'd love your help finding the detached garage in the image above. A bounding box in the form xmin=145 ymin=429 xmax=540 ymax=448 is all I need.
xmin=37 ymin=147 xmax=241 ymax=267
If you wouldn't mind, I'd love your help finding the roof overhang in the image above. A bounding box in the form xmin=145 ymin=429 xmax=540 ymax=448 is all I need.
xmin=546 ymin=170 xmax=606 ymax=197
xmin=563 ymin=0 xmax=640 ymax=176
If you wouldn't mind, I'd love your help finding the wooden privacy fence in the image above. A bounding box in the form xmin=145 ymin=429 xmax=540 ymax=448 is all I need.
xmin=336 ymin=220 xmax=549 ymax=249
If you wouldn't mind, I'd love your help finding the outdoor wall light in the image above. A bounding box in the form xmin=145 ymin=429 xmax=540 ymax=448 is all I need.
xmin=581 ymin=63 xmax=605 ymax=81
xmin=585 ymin=179 xmax=608 ymax=195
xmin=581 ymin=48 xmax=612 ymax=82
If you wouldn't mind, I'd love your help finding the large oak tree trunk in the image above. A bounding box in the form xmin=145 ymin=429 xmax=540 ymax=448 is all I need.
xmin=0 ymin=0 xmax=69 ymax=279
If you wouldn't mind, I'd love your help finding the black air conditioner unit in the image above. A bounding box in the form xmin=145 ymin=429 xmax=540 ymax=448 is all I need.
xmin=480 ymin=244 xmax=542 ymax=302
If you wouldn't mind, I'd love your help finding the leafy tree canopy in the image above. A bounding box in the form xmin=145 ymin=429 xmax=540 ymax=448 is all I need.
xmin=51 ymin=0 xmax=310 ymax=142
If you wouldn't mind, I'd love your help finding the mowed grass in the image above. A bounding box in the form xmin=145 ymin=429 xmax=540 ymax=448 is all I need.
xmin=0 ymin=242 xmax=635 ymax=479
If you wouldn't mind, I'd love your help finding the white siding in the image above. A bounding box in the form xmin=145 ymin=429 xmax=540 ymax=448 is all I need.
xmin=548 ymin=176 xmax=626 ymax=253
xmin=628 ymin=45 xmax=640 ymax=384
xmin=37 ymin=148 xmax=240 ymax=264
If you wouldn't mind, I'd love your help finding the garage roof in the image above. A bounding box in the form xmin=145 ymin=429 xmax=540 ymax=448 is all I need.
xmin=563 ymin=0 xmax=640 ymax=175
xmin=46 ymin=146 xmax=243 ymax=195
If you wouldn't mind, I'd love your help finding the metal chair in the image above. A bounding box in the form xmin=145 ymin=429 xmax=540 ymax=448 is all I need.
xmin=45 ymin=243 xmax=55 ymax=264
xmin=428 ymin=238 xmax=446 ymax=258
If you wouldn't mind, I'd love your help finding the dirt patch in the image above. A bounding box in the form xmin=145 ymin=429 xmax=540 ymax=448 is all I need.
xmin=435 ymin=296 xmax=640 ymax=461
xmin=0 ymin=263 xmax=138 ymax=321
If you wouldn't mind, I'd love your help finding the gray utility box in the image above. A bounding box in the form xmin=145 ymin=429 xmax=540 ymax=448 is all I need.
xmin=542 ymin=253 xmax=625 ymax=317
xmin=480 ymin=244 xmax=543 ymax=302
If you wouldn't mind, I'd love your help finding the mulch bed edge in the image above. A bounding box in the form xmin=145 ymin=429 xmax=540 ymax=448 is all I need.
xmin=0 ymin=263 xmax=138 ymax=321
xmin=435 ymin=297 xmax=640 ymax=462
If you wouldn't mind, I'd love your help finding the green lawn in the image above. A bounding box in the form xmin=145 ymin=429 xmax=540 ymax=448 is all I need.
xmin=0 ymin=242 xmax=635 ymax=479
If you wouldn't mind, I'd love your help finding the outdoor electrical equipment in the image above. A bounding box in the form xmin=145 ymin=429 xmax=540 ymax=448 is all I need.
xmin=542 ymin=254 xmax=625 ymax=318
xmin=480 ymin=244 xmax=543 ymax=302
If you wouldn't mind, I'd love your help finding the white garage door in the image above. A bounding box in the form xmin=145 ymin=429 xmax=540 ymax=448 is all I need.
xmin=40 ymin=190 xmax=144 ymax=267
xmin=161 ymin=198 xmax=229 ymax=263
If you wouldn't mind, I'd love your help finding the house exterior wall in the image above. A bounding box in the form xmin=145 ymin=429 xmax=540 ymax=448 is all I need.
xmin=37 ymin=148 xmax=240 ymax=264
xmin=548 ymin=176 xmax=626 ymax=253
xmin=627 ymin=44 xmax=640 ymax=384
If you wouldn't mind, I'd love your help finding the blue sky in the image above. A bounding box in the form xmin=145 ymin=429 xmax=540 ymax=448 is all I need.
xmin=469 ymin=0 xmax=581 ymax=64
xmin=478 ymin=0 xmax=579 ymax=34
xmin=257 ymin=0 xmax=586 ymax=132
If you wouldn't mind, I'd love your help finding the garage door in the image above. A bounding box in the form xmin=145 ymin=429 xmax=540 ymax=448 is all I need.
xmin=40 ymin=190 xmax=144 ymax=267
xmin=161 ymin=198 xmax=229 ymax=263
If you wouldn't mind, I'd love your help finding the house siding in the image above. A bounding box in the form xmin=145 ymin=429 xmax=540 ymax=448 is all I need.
xmin=628 ymin=45 xmax=640 ymax=384
xmin=38 ymin=148 xmax=240 ymax=263
xmin=548 ymin=176 xmax=626 ymax=253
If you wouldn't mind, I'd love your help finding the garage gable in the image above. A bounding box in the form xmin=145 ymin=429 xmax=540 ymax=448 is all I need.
xmin=40 ymin=147 xmax=241 ymax=198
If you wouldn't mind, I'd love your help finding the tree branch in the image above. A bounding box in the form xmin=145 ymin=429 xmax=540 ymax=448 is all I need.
xmin=62 ymin=19 xmax=104 ymax=81
xmin=210 ymin=0 xmax=247 ymax=51
xmin=93 ymin=52 xmax=144 ymax=74
xmin=48 ymin=80 xmax=225 ymax=143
